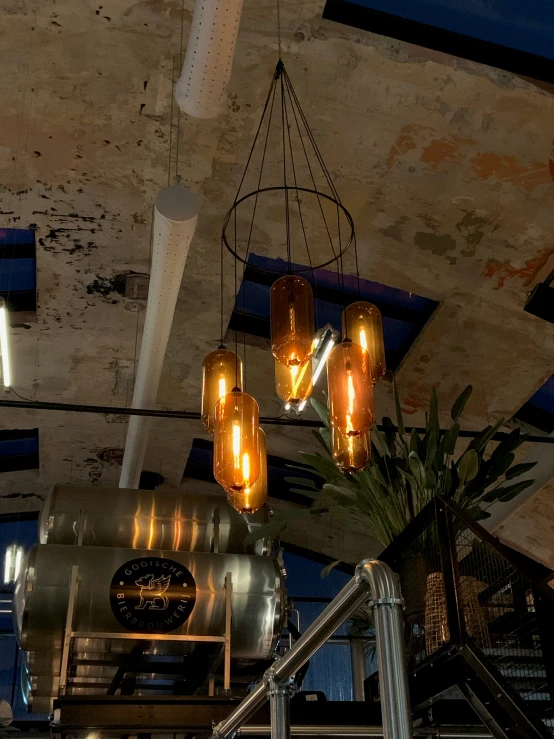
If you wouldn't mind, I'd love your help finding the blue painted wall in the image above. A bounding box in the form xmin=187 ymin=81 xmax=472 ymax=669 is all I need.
xmin=343 ymin=0 xmax=554 ymax=60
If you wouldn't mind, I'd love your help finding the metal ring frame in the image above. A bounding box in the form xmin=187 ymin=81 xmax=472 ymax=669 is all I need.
xmin=221 ymin=185 xmax=355 ymax=273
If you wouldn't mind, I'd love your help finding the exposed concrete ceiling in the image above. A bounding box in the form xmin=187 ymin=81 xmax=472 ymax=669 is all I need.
xmin=1 ymin=0 xmax=554 ymax=563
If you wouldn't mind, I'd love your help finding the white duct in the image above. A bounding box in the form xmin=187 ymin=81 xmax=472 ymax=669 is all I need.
xmin=119 ymin=185 xmax=199 ymax=489
xmin=175 ymin=0 xmax=245 ymax=119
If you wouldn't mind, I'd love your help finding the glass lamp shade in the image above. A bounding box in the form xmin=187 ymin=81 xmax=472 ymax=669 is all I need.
xmin=327 ymin=340 xmax=374 ymax=438
xmin=227 ymin=429 xmax=267 ymax=514
xmin=201 ymin=348 xmax=243 ymax=434
xmin=274 ymin=358 xmax=313 ymax=407
xmin=342 ymin=301 xmax=386 ymax=384
xmin=270 ymin=275 xmax=315 ymax=367
xmin=332 ymin=426 xmax=370 ymax=472
xmin=213 ymin=390 xmax=260 ymax=493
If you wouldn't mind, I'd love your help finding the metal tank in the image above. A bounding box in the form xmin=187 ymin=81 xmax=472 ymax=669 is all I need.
xmin=14 ymin=544 xmax=284 ymax=660
xmin=39 ymin=484 xmax=269 ymax=555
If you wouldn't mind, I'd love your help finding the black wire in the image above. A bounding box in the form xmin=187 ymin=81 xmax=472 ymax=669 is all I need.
xmin=234 ymin=207 xmax=239 ymax=389
xmin=220 ymin=235 xmax=224 ymax=346
xmin=233 ymin=70 xmax=279 ymax=204
xmin=282 ymin=75 xmax=319 ymax=326
xmin=280 ymin=67 xmax=292 ymax=271
xmin=9 ymin=387 xmax=34 ymax=402
xmin=282 ymin=69 xmax=338 ymax=261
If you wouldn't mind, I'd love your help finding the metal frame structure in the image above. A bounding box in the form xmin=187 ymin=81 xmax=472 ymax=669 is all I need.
xmin=211 ymin=558 xmax=411 ymax=739
xmin=58 ymin=567 xmax=234 ymax=696
xmin=378 ymin=497 xmax=554 ymax=739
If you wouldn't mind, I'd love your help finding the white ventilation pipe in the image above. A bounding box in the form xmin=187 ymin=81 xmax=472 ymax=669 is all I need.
xmin=119 ymin=185 xmax=199 ymax=489
xmin=175 ymin=0 xmax=245 ymax=119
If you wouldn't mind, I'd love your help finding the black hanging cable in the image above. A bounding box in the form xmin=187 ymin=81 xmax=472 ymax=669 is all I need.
xmin=282 ymin=69 xmax=339 ymax=261
xmin=282 ymin=73 xmax=320 ymax=328
xmin=279 ymin=64 xmax=292 ymax=272
xmin=234 ymin=207 xmax=239 ymax=388
xmin=220 ymin=235 xmax=225 ymax=346
xmin=233 ymin=72 xmax=279 ymax=204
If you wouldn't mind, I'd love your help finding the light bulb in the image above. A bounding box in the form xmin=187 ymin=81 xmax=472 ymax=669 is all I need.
xmin=342 ymin=301 xmax=386 ymax=385
xmin=332 ymin=426 xmax=370 ymax=472
xmin=275 ymin=357 xmax=313 ymax=409
xmin=227 ymin=429 xmax=268 ymax=514
xmin=214 ymin=390 xmax=260 ymax=493
xmin=0 ymin=297 xmax=11 ymax=388
xmin=201 ymin=348 xmax=242 ymax=434
xmin=270 ymin=275 xmax=314 ymax=367
xmin=327 ymin=340 xmax=374 ymax=438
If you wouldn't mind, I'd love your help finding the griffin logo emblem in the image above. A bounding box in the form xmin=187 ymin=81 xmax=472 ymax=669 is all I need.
xmin=110 ymin=557 xmax=196 ymax=633
xmin=134 ymin=573 xmax=171 ymax=610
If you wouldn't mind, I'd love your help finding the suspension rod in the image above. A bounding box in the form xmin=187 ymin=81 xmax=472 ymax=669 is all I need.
xmin=1 ymin=397 xmax=552 ymax=443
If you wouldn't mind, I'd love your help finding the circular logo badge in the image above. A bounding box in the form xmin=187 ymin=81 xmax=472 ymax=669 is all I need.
xmin=110 ymin=557 xmax=196 ymax=634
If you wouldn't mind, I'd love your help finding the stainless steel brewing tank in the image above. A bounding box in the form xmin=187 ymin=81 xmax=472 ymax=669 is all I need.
xmin=39 ymin=484 xmax=268 ymax=555
xmin=14 ymin=545 xmax=284 ymax=660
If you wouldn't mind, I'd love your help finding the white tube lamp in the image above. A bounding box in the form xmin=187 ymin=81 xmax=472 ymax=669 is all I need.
xmin=0 ymin=298 xmax=11 ymax=388
xmin=288 ymin=326 xmax=337 ymax=414
xmin=175 ymin=0 xmax=245 ymax=119
xmin=119 ymin=186 xmax=199 ymax=489
xmin=3 ymin=543 xmax=23 ymax=584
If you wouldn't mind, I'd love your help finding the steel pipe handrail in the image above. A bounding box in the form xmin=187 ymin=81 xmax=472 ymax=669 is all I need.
xmin=237 ymin=727 xmax=492 ymax=738
xmin=210 ymin=559 xmax=411 ymax=739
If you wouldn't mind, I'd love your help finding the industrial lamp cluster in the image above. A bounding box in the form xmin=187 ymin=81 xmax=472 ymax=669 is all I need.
xmin=200 ymin=59 xmax=386 ymax=514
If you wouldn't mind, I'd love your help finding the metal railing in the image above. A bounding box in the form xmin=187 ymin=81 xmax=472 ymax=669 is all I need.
xmin=210 ymin=559 xmax=412 ymax=739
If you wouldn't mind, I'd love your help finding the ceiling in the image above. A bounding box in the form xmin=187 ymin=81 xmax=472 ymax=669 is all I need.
xmin=1 ymin=0 xmax=554 ymax=564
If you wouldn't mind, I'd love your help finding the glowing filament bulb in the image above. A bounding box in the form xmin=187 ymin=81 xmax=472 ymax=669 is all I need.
xmin=359 ymin=328 xmax=368 ymax=353
xmin=242 ymin=452 xmax=250 ymax=487
xmin=232 ymin=418 xmax=241 ymax=472
xmin=214 ymin=390 xmax=260 ymax=494
xmin=327 ymin=341 xmax=374 ymax=439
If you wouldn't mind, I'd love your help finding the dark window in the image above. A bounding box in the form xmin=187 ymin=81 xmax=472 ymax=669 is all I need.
xmin=513 ymin=375 xmax=554 ymax=434
xmin=0 ymin=228 xmax=37 ymax=315
xmin=183 ymin=437 xmax=322 ymax=506
xmin=229 ymin=253 xmax=438 ymax=374
xmin=0 ymin=429 xmax=39 ymax=473
xmin=323 ymin=0 xmax=554 ymax=83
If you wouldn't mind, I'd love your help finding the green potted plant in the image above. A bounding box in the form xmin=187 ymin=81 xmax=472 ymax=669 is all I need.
xmin=247 ymin=384 xmax=536 ymax=653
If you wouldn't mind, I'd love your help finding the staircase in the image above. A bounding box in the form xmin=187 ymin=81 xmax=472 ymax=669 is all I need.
xmin=379 ymin=497 xmax=554 ymax=739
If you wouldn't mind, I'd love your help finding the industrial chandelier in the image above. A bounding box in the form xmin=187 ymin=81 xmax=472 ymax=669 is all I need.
xmin=201 ymin=56 xmax=386 ymax=513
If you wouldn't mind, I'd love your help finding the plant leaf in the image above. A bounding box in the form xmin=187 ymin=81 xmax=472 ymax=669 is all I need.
xmin=487 ymin=452 xmax=515 ymax=481
xmin=321 ymin=560 xmax=342 ymax=578
xmin=284 ymin=476 xmax=317 ymax=489
xmin=498 ymin=479 xmax=535 ymax=502
xmin=408 ymin=451 xmax=426 ymax=487
xmin=244 ymin=518 xmax=289 ymax=545
xmin=409 ymin=429 xmax=420 ymax=456
xmin=482 ymin=479 xmax=534 ymax=504
xmin=467 ymin=417 xmax=504 ymax=454
xmin=289 ymin=488 xmax=321 ymax=498
xmin=311 ymin=428 xmax=331 ymax=455
xmin=429 ymin=387 xmax=440 ymax=433
xmin=398 ymin=467 xmax=417 ymax=487
xmin=322 ymin=483 xmax=357 ymax=507
xmin=371 ymin=426 xmax=390 ymax=457
xmin=451 ymin=385 xmax=473 ymax=422
xmin=422 ymin=429 xmax=437 ymax=468
xmin=443 ymin=423 xmax=460 ymax=455
xmin=458 ymin=449 xmax=479 ymax=484
xmin=310 ymin=397 xmax=330 ymax=428
xmin=393 ymin=379 xmax=405 ymax=435
xmin=505 ymin=461 xmax=537 ymax=480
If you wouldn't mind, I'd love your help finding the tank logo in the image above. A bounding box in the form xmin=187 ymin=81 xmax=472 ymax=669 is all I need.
xmin=110 ymin=557 xmax=196 ymax=634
